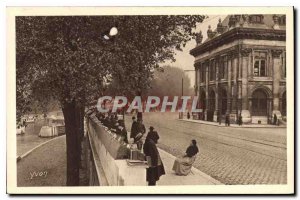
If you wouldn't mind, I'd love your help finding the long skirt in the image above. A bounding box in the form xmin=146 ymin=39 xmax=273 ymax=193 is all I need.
xmin=172 ymin=155 xmax=196 ymax=176
xmin=146 ymin=164 xmax=166 ymax=183
xmin=146 ymin=154 xmax=165 ymax=183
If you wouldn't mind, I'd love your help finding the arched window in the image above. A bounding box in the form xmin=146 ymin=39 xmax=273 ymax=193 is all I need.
xmin=209 ymin=90 xmax=215 ymax=111
xmin=252 ymin=89 xmax=268 ymax=116
xmin=207 ymin=90 xmax=216 ymax=121
xmin=220 ymin=88 xmax=227 ymax=115
xmin=219 ymin=56 xmax=227 ymax=79
xmin=209 ymin=60 xmax=216 ymax=81
xmin=200 ymin=63 xmax=206 ymax=83
xmin=279 ymin=15 xmax=286 ymax=25
xmin=200 ymin=91 xmax=206 ymax=110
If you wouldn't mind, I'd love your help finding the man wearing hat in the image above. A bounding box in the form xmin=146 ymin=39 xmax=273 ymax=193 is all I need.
xmin=143 ymin=128 xmax=165 ymax=186
xmin=130 ymin=116 xmax=139 ymax=142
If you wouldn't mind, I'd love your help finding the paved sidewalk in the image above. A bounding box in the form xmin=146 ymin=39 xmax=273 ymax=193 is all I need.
xmin=157 ymin=149 xmax=222 ymax=185
xmin=179 ymin=119 xmax=286 ymax=128
xmin=17 ymin=134 xmax=221 ymax=186
xmin=17 ymin=135 xmax=66 ymax=186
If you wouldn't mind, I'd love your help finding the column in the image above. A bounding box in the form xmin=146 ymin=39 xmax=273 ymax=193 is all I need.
xmin=231 ymin=52 xmax=238 ymax=116
xmin=214 ymin=58 xmax=219 ymax=122
xmin=227 ymin=55 xmax=232 ymax=114
xmin=195 ymin=64 xmax=199 ymax=96
xmin=205 ymin=61 xmax=209 ymax=121
xmin=198 ymin=65 xmax=201 ymax=86
xmin=271 ymin=49 xmax=282 ymax=118
xmin=240 ymin=48 xmax=252 ymax=123
xmin=237 ymin=49 xmax=242 ymax=113
xmin=197 ymin=64 xmax=201 ymax=120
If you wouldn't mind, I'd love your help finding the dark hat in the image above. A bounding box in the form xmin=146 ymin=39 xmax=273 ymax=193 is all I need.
xmin=192 ymin=139 xmax=197 ymax=145
xmin=149 ymin=126 xmax=154 ymax=130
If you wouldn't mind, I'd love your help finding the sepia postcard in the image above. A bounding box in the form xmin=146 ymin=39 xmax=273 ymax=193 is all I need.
xmin=6 ymin=6 xmax=294 ymax=194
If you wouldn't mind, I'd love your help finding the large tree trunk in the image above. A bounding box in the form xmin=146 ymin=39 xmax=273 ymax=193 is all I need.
xmin=62 ymin=100 xmax=84 ymax=186
xmin=136 ymin=90 xmax=143 ymax=120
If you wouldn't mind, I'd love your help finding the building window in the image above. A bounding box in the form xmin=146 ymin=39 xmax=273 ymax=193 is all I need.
xmin=209 ymin=60 xmax=216 ymax=81
xmin=201 ymin=63 xmax=206 ymax=83
xmin=282 ymin=51 xmax=286 ymax=78
xmin=253 ymin=51 xmax=267 ymax=77
xmin=279 ymin=15 xmax=286 ymax=26
xmin=219 ymin=56 xmax=226 ymax=79
xmin=249 ymin=15 xmax=264 ymax=24
xmin=220 ymin=88 xmax=227 ymax=115
xmin=207 ymin=90 xmax=216 ymax=121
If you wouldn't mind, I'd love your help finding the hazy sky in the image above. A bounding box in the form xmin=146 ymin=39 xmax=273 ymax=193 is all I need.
xmin=161 ymin=15 xmax=226 ymax=87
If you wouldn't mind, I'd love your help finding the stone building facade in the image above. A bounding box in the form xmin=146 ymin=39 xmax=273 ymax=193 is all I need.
xmin=190 ymin=15 xmax=286 ymax=124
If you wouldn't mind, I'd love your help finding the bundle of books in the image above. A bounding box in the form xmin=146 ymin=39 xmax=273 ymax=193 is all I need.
xmin=126 ymin=159 xmax=147 ymax=166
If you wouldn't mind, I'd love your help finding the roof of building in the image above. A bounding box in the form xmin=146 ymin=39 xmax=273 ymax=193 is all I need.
xmin=203 ymin=14 xmax=285 ymax=43
xmin=190 ymin=14 xmax=286 ymax=56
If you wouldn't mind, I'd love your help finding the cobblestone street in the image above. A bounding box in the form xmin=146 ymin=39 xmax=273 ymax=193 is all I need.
xmin=125 ymin=112 xmax=287 ymax=185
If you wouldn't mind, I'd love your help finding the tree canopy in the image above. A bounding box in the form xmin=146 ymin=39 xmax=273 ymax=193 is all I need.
xmin=16 ymin=15 xmax=205 ymax=118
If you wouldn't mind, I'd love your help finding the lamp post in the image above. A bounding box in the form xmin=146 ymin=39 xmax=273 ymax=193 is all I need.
xmin=102 ymin=26 xmax=118 ymax=113
xmin=103 ymin=26 xmax=118 ymax=40
xmin=179 ymin=69 xmax=195 ymax=119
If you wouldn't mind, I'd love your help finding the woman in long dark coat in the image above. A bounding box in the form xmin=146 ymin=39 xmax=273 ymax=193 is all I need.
xmin=143 ymin=137 xmax=165 ymax=186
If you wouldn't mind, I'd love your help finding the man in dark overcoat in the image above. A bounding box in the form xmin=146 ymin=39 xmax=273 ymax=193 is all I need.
xmin=273 ymin=114 xmax=278 ymax=125
xmin=130 ymin=116 xmax=139 ymax=142
xmin=147 ymin=126 xmax=159 ymax=144
xmin=137 ymin=119 xmax=146 ymax=135
xmin=143 ymin=137 xmax=165 ymax=186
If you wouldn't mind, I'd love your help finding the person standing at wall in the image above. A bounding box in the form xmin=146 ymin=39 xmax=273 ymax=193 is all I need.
xmin=130 ymin=116 xmax=139 ymax=142
xmin=136 ymin=119 xmax=146 ymax=150
xmin=147 ymin=126 xmax=159 ymax=144
xmin=273 ymin=114 xmax=278 ymax=125
xmin=238 ymin=113 xmax=243 ymax=126
xmin=143 ymin=134 xmax=165 ymax=186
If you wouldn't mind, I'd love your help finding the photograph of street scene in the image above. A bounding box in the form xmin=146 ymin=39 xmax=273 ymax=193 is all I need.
xmin=12 ymin=9 xmax=291 ymax=193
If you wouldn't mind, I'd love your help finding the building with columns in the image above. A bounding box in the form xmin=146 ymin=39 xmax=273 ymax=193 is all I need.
xmin=190 ymin=15 xmax=286 ymax=124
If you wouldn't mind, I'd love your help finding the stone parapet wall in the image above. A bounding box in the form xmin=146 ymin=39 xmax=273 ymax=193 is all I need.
xmin=86 ymin=114 xmax=147 ymax=186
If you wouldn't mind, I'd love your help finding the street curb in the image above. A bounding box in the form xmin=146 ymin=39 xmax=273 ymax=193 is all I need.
xmin=157 ymin=148 xmax=223 ymax=185
xmin=16 ymin=135 xmax=65 ymax=162
xmin=178 ymin=119 xmax=287 ymax=128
